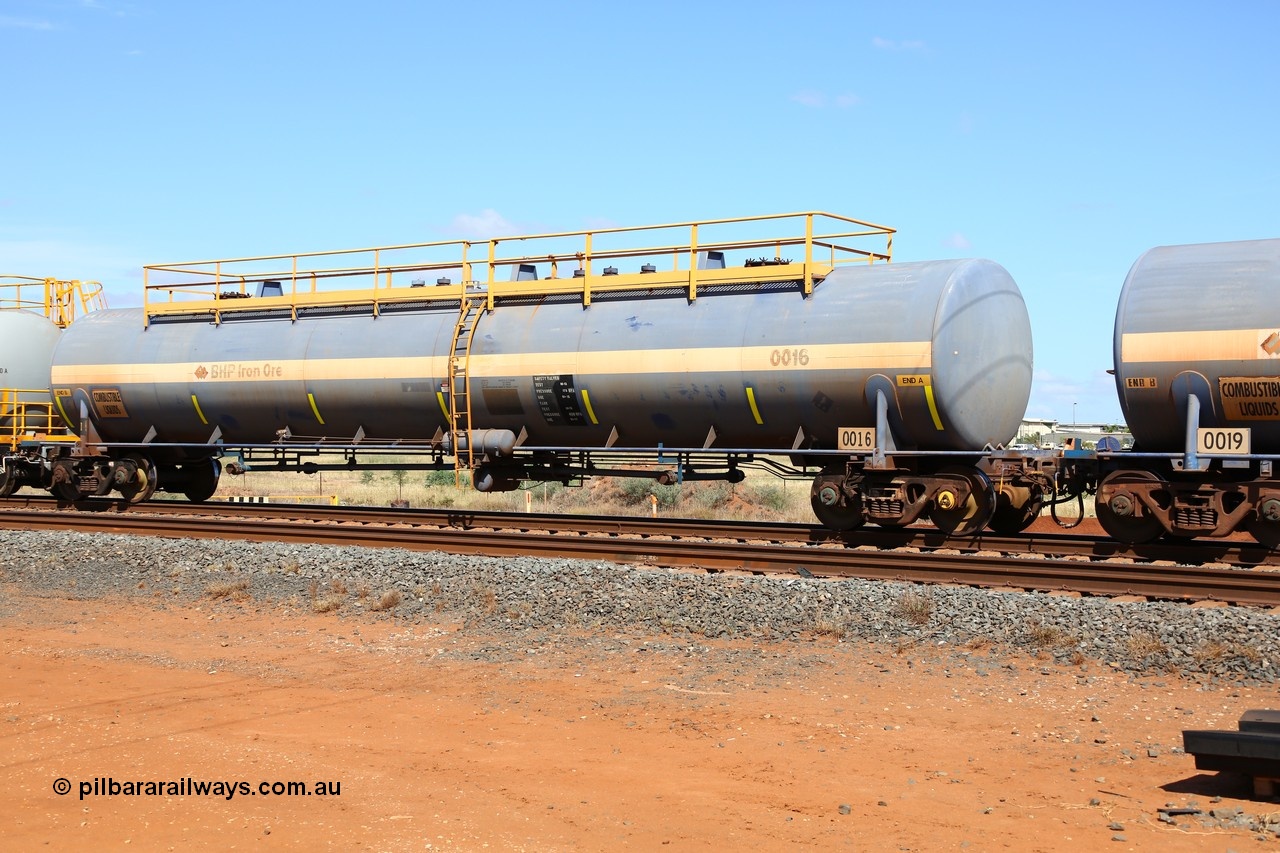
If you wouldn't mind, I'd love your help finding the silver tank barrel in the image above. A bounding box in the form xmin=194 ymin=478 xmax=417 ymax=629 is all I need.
xmin=0 ymin=310 xmax=61 ymax=428
xmin=50 ymin=259 xmax=1032 ymax=453
xmin=1114 ymin=238 xmax=1280 ymax=452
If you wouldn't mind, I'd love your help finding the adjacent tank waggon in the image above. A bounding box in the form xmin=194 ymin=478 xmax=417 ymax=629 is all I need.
xmin=1102 ymin=238 xmax=1280 ymax=545
xmin=0 ymin=276 xmax=105 ymax=496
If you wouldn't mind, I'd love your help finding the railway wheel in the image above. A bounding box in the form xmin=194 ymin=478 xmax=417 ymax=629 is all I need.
xmin=928 ymin=466 xmax=995 ymax=537
xmin=0 ymin=466 xmax=16 ymax=497
xmin=809 ymin=470 xmax=865 ymax=531
xmin=1096 ymin=470 xmax=1165 ymax=544
xmin=51 ymin=482 xmax=82 ymax=501
xmin=1247 ymin=498 xmax=1280 ymax=549
xmin=181 ymin=458 xmax=221 ymax=503
xmin=49 ymin=460 xmax=86 ymax=502
xmin=987 ymin=485 xmax=1044 ymax=535
xmin=117 ymin=453 xmax=158 ymax=503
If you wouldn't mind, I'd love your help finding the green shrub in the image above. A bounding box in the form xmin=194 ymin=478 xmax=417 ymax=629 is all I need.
xmin=747 ymin=482 xmax=789 ymax=513
xmin=617 ymin=477 xmax=680 ymax=508
xmin=424 ymin=469 xmax=459 ymax=487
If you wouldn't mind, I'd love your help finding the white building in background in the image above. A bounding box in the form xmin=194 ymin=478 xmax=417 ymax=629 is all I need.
xmin=1018 ymin=418 xmax=1058 ymax=441
xmin=1015 ymin=419 xmax=1131 ymax=450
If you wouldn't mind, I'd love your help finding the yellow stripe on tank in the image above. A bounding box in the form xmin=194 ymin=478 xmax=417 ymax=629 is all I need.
xmin=580 ymin=389 xmax=599 ymax=425
xmin=191 ymin=395 xmax=208 ymax=425
xmin=923 ymin=384 xmax=945 ymax=431
xmin=50 ymin=342 xmax=933 ymax=386
xmin=468 ymin=342 xmax=932 ymax=377
xmin=50 ymin=356 xmax=449 ymax=386
xmin=745 ymin=386 xmax=764 ymax=425
xmin=307 ymin=393 xmax=326 ymax=425
xmin=1122 ymin=329 xmax=1280 ymax=364
xmin=53 ymin=394 xmax=72 ymax=427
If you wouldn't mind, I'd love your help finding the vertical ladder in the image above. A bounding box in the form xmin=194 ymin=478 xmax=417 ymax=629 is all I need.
xmin=448 ymin=295 xmax=486 ymax=486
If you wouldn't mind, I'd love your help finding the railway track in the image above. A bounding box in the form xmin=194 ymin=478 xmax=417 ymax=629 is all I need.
xmin=1 ymin=496 xmax=1279 ymax=607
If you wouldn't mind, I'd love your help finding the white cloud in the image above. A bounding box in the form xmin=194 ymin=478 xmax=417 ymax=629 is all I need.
xmin=448 ymin=209 xmax=519 ymax=239
xmin=872 ymin=36 xmax=926 ymax=51
xmin=0 ymin=16 xmax=54 ymax=30
xmin=790 ymin=90 xmax=860 ymax=109
xmin=79 ymin=0 xmax=129 ymax=16
xmin=944 ymin=232 xmax=972 ymax=250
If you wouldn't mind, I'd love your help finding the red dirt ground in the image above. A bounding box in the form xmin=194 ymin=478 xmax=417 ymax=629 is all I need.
xmin=4 ymin=579 xmax=1278 ymax=851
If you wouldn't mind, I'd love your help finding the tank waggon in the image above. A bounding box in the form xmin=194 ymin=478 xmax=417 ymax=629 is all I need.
xmin=0 ymin=276 xmax=106 ymax=496
xmin=38 ymin=212 xmax=1054 ymax=536
xmin=52 ymin=259 xmax=1031 ymax=452
xmin=1101 ymin=237 xmax=1280 ymax=545
xmin=0 ymin=310 xmax=61 ymax=432
xmin=0 ymin=310 xmax=63 ymax=497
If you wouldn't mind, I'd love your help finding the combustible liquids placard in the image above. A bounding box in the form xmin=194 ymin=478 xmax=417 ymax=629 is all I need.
xmin=91 ymin=388 xmax=129 ymax=418
xmin=1219 ymin=377 xmax=1280 ymax=420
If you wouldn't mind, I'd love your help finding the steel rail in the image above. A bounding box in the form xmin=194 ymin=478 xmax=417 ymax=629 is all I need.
xmin=1 ymin=495 xmax=1277 ymax=568
xmin=0 ymin=504 xmax=1278 ymax=606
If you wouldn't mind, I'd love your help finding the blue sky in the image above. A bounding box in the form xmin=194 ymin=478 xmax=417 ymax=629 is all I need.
xmin=3 ymin=1 xmax=1277 ymax=425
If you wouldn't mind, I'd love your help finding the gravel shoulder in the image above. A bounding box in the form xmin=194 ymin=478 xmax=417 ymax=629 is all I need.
xmin=3 ymin=528 xmax=1280 ymax=850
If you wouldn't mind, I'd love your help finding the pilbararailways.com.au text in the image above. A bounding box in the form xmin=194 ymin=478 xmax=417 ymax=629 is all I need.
xmin=55 ymin=777 xmax=341 ymax=801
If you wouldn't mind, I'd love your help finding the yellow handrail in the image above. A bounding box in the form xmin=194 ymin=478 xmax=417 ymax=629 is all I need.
xmin=1 ymin=388 xmax=73 ymax=451
xmin=0 ymin=276 xmax=107 ymax=327
xmin=142 ymin=211 xmax=895 ymax=322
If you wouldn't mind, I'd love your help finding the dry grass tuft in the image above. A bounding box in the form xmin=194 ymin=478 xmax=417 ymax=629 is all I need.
xmin=369 ymin=589 xmax=403 ymax=612
xmin=1194 ymin=640 xmax=1264 ymax=665
xmin=1238 ymin=644 xmax=1265 ymax=665
xmin=892 ymin=639 xmax=919 ymax=655
xmin=280 ymin=559 xmax=301 ymax=575
xmin=1125 ymin=633 xmax=1168 ymax=659
xmin=1025 ymin=622 xmax=1075 ymax=650
xmin=892 ymin=589 xmax=934 ymax=625
xmin=1192 ymin=640 xmax=1231 ymax=663
xmin=812 ymin=616 xmax=848 ymax=639
xmin=329 ymin=578 xmax=349 ymax=595
xmin=470 ymin=582 xmax=498 ymax=614
xmin=207 ymin=579 xmax=250 ymax=600
xmin=313 ymin=594 xmax=345 ymax=613
xmin=504 ymin=601 xmax=533 ymax=621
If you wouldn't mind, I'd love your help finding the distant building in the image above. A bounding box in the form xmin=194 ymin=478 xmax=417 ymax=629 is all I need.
xmin=1015 ymin=419 xmax=1132 ymax=450
xmin=1018 ymin=418 xmax=1058 ymax=440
